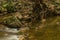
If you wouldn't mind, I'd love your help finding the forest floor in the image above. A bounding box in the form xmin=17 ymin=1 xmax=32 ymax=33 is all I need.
xmin=21 ymin=16 xmax=60 ymax=40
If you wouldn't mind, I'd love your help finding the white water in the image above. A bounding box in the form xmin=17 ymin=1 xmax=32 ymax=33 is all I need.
xmin=0 ymin=35 xmax=19 ymax=40
xmin=0 ymin=28 xmax=19 ymax=40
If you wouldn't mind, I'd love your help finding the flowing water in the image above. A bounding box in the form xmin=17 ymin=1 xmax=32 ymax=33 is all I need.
xmin=0 ymin=28 xmax=19 ymax=40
